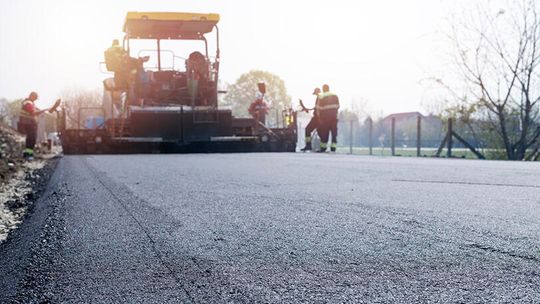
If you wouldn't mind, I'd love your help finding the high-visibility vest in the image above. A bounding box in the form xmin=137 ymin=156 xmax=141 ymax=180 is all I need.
xmin=316 ymin=92 xmax=340 ymax=120
xmin=249 ymin=99 xmax=268 ymax=115
xmin=104 ymin=45 xmax=126 ymax=72
xmin=19 ymin=99 xmax=37 ymax=123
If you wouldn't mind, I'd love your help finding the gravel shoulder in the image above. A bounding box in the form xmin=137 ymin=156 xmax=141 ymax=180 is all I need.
xmin=0 ymin=160 xmax=48 ymax=242
xmin=0 ymin=158 xmax=59 ymax=303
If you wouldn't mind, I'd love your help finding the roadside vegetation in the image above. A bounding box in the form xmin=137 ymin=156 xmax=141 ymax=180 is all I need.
xmin=223 ymin=70 xmax=292 ymax=127
xmin=432 ymin=0 xmax=540 ymax=160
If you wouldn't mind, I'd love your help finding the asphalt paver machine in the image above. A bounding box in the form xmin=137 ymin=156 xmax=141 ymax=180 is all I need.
xmin=59 ymin=12 xmax=297 ymax=154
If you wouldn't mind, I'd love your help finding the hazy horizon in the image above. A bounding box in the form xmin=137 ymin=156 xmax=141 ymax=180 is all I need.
xmin=0 ymin=0 xmax=488 ymax=116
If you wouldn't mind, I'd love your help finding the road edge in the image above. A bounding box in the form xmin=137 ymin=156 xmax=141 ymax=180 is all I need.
xmin=0 ymin=157 xmax=62 ymax=303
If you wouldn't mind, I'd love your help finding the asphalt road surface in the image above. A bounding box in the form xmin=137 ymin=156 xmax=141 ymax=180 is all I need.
xmin=2 ymin=154 xmax=540 ymax=303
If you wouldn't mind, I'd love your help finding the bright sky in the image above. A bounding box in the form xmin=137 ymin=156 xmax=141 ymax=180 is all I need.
xmin=0 ymin=0 xmax=468 ymax=114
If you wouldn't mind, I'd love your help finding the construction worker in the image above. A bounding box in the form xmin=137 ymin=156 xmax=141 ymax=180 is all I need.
xmin=300 ymin=87 xmax=321 ymax=151
xmin=104 ymin=39 xmax=126 ymax=72
xmin=249 ymin=82 xmax=269 ymax=126
xmin=186 ymin=51 xmax=210 ymax=105
xmin=316 ymin=84 xmax=340 ymax=152
xmin=104 ymin=39 xmax=129 ymax=92
xmin=18 ymin=92 xmax=60 ymax=159
xmin=104 ymin=39 xmax=150 ymax=103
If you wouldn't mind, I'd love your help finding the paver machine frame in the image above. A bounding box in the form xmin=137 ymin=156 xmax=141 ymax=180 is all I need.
xmin=58 ymin=12 xmax=297 ymax=154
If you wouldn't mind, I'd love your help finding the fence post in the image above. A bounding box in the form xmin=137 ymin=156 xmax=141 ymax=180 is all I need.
xmin=447 ymin=118 xmax=453 ymax=158
xmin=368 ymin=117 xmax=373 ymax=155
xmin=417 ymin=115 xmax=421 ymax=157
xmin=391 ymin=117 xmax=396 ymax=156
xmin=298 ymin=122 xmax=302 ymax=147
xmin=349 ymin=119 xmax=353 ymax=154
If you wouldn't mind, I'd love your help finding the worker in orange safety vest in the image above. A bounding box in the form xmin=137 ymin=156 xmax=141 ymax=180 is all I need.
xmin=18 ymin=92 xmax=60 ymax=159
xmin=249 ymin=82 xmax=269 ymax=134
xmin=315 ymin=84 xmax=340 ymax=152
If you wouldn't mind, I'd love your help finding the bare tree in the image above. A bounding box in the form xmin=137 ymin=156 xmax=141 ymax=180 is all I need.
xmin=59 ymin=88 xmax=102 ymax=129
xmin=448 ymin=0 xmax=540 ymax=160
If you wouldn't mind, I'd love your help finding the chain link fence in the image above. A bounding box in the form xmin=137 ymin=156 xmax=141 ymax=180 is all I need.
xmin=297 ymin=111 xmax=488 ymax=159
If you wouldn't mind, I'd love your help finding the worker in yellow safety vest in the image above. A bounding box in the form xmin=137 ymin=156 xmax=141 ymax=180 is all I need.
xmin=315 ymin=84 xmax=340 ymax=152
xmin=104 ymin=39 xmax=127 ymax=72
xmin=104 ymin=39 xmax=130 ymax=90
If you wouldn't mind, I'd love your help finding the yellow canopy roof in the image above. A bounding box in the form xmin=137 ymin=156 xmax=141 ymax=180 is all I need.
xmin=124 ymin=12 xmax=220 ymax=39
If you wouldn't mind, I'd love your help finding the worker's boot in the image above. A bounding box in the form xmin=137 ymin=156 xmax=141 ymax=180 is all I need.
xmin=23 ymin=148 xmax=34 ymax=158
xmin=330 ymin=143 xmax=337 ymax=152
xmin=300 ymin=142 xmax=312 ymax=152
xmin=316 ymin=143 xmax=328 ymax=153
xmin=316 ymin=146 xmax=327 ymax=153
xmin=23 ymin=148 xmax=34 ymax=160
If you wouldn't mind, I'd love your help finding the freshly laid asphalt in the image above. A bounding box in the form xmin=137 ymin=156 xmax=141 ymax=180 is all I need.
xmin=1 ymin=153 xmax=540 ymax=303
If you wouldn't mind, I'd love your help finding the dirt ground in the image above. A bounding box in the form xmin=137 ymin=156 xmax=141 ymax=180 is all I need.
xmin=0 ymin=124 xmax=24 ymax=183
xmin=0 ymin=161 xmax=46 ymax=242
xmin=0 ymin=124 xmax=58 ymax=242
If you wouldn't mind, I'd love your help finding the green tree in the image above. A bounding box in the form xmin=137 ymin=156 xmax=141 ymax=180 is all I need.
xmin=223 ymin=70 xmax=291 ymax=119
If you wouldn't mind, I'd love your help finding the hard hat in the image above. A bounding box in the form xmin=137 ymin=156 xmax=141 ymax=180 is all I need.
xmin=28 ymin=91 xmax=38 ymax=100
